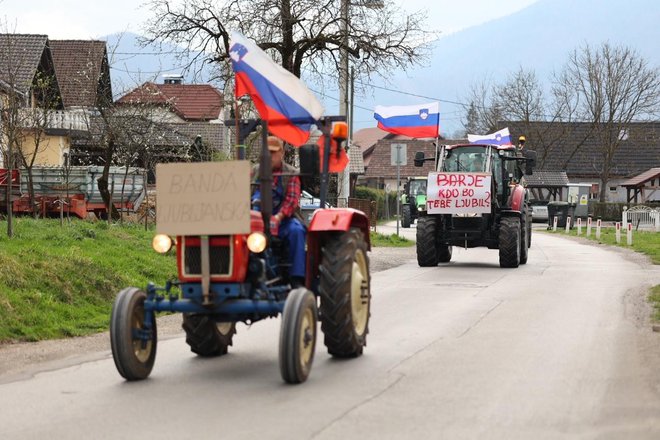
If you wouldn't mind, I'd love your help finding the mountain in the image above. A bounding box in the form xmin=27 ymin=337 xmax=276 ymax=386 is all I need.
xmin=101 ymin=0 xmax=660 ymax=135
xmin=353 ymin=0 xmax=660 ymax=136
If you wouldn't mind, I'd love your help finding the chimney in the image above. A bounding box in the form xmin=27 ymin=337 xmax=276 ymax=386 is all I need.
xmin=162 ymin=74 xmax=184 ymax=85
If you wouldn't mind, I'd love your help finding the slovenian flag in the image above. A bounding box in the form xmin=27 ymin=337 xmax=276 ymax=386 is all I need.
xmin=229 ymin=32 xmax=324 ymax=146
xmin=467 ymin=127 xmax=512 ymax=145
xmin=373 ymin=102 xmax=440 ymax=138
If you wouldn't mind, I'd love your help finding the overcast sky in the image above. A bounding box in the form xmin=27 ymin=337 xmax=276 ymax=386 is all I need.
xmin=1 ymin=0 xmax=538 ymax=39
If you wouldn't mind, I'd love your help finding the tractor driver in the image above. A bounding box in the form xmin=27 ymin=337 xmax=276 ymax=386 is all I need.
xmin=251 ymin=136 xmax=306 ymax=288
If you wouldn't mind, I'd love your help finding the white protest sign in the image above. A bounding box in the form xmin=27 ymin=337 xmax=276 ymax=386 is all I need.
xmin=156 ymin=161 xmax=251 ymax=235
xmin=426 ymin=172 xmax=492 ymax=214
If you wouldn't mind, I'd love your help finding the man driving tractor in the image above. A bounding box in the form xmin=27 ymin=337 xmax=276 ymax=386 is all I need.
xmin=251 ymin=136 xmax=306 ymax=288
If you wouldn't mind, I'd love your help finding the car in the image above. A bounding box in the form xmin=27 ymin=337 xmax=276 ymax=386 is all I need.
xmin=530 ymin=200 xmax=549 ymax=222
xmin=300 ymin=190 xmax=332 ymax=225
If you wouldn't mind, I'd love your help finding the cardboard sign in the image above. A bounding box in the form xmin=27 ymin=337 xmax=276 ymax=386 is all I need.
xmin=426 ymin=172 xmax=492 ymax=214
xmin=156 ymin=161 xmax=251 ymax=235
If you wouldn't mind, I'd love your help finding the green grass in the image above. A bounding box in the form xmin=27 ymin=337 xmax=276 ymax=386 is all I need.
xmin=370 ymin=231 xmax=415 ymax=247
xmin=0 ymin=218 xmax=177 ymax=342
xmin=545 ymin=226 xmax=660 ymax=264
xmin=649 ymin=285 xmax=660 ymax=322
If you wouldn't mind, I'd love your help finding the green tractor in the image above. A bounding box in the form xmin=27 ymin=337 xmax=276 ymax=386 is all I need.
xmin=401 ymin=176 xmax=427 ymax=228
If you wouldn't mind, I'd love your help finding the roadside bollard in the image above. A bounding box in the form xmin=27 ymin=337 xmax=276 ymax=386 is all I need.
xmin=596 ymin=218 xmax=602 ymax=239
xmin=587 ymin=217 xmax=592 ymax=237
xmin=565 ymin=216 xmax=571 ymax=233
xmin=553 ymin=216 xmax=558 ymax=232
xmin=615 ymin=222 xmax=621 ymax=244
xmin=577 ymin=218 xmax=582 ymax=235
xmin=627 ymin=223 xmax=633 ymax=246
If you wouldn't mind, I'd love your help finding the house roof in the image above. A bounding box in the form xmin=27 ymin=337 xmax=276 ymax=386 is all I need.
xmin=49 ymin=40 xmax=111 ymax=108
xmin=620 ymin=167 xmax=660 ymax=188
xmin=348 ymin=143 xmax=364 ymax=174
xmin=70 ymin=117 xmax=226 ymax=153
xmin=364 ymin=139 xmax=468 ymax=180
xmin=505 ymin=121 xmax=660 ymax=179
xmin=524 ymin=171 xmax=570 ymax=188
xmin=0 ymin=34 xmax=49 ymax=94
xmin=353 ymin=127 xmax=412 ymax=168
xmin=117 ymin=82 xmax=224 ymax=121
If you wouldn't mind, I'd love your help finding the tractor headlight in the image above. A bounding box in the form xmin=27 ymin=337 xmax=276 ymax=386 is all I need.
xmin=152 ymin=234 xmax=173 ymax=254
xmin=247 ymin=232 xmax=267 ymax=253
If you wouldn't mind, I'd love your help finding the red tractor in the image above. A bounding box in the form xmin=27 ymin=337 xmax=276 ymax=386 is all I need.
xmin=414 ymin=143 xmax=537 ymax=268
xmin=110 ymin=117 xmax=372 ymax=384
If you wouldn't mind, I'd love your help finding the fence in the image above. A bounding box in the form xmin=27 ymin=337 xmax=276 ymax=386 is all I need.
xmin=348 ymin=198 xmax=377 ymax=228
xmin=622 ymin=205 xmax=660 ymax=232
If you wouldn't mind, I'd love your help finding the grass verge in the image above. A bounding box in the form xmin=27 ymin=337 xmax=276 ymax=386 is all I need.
xmin=370 ymin=231 xmax=415 ymax=247
xmin=0 ymin=218 xmax=177 ymax=342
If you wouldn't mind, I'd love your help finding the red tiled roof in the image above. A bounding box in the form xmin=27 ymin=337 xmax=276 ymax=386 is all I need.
xmin=117 ymin=82 xmax=224 ymax=121
xmin=0 ymin=34 xmax=49 ymax=94
xmin=50 ymin=40 xmax=110 ymax=108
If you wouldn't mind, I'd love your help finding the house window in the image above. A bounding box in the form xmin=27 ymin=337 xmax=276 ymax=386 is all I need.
xmin=609 ymin=186 xmax=617 ymax=192
xmin=618 ymin=128 xmax=629 ymax=141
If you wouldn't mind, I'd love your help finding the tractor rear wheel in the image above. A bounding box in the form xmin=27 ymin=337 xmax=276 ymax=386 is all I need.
xmin=279 ymin=288 xmax=317 ymax=384
xmin=520 ymin=217 xmax=529 ymax=265
xmin=417 ymin=216 xmax=439 ymax=267
xmin=402 ymin=205 xmax=411 ymax=228
xmin=319 ymin=228 xmax=371 ymax=358
xmin=182 ymin=314 xmax=236 ymax=357
xmin=110 ymin=287 xmax=157 ymax=381
xmin=438 ymin=244 xmax=453 ymax=263
xmin=499 ymin=217 xmax=521 ymax=268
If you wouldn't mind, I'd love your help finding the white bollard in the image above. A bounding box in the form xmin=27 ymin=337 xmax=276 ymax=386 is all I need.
xmin=627 ymin=223 xmax=633 ymax=246
xmin=622 ymin=207 xmax=627 ymax=231
xmin=615 ymin=222 xmax=621 ymax=244
xmin=587 ymin=217 xmax=592 ymax=237
xmin=577 ymin=218 xmax=582 ymax=235
xmin=596 ymin=219 xmax=602 ymax=239
xmin=565 ymin=216 xmax=571 ymax=233
xmin=553 ymin=216 xmax=558 ymax=232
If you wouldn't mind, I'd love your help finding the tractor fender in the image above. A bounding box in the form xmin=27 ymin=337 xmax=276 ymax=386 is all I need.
xmin=305 ymin=208 xmax=371 ymax=285
xmin=507 ymin=185 xmax=526 ymax=214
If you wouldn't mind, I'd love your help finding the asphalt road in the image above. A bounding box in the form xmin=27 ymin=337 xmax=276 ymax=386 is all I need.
xmin=2 ymin=232 xmax=660 ymax=439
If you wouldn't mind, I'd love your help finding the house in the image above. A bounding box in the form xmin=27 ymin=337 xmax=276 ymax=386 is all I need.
xmin=0 ymin=34 xmax=70 ymax=168
xmin=505 ymin=121 xmax=660 ymax=202
xmin=355 ymin=125 xmax=459 ymax=190
xmin=111 ymin=77 xmax=227 ymax=171
xmin=117 ymin=78 xmax=224 ymax=122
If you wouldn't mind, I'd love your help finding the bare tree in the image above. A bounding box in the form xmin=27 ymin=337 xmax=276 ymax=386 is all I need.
xmin=142 ymin=0 xmax=434 ymax=83
xmin=461 ymin=79 xmax=503 ymax=136
xmin=17 ymin=71 xmax=63 ymax=218
xmin=0 ymin=27 xmax=32 ymax=237
xmin=558 ymin=43 xmax=660 ymax=201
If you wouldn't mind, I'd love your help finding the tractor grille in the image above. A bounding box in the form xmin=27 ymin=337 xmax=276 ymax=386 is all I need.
xmin=182 ymin=237 xmax=231 ymax=277
xmin=451 ymin=216 xmax=485 ymax=231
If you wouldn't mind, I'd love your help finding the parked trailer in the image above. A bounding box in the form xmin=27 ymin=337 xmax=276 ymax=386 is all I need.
xmin=4 ymin=166 xmax=146 ymax=218
xmin=0 ymin=169 xmax=21 ymax=210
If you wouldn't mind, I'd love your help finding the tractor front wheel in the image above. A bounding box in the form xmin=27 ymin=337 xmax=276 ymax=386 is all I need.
xmin=499 ymin=217 xmax=521 ymax=268
xmin=279 ymin=288 xmax=318 ymax=384
xmin=110 ymin=287 xmax=157 ymax=381
xmin=438 ymin=244 xmax=453 ymax=263
xmin=182 ymin=314 xmax=236 ymax=357
xmin=319 ymin=228 xmax=371 ymax=358
xmin=402 ymin=205 xmax=411 ymax=228
xmin=417 ymin=216 xmax=439 ymax=267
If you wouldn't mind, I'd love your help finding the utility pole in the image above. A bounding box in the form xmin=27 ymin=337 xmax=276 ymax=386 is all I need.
xmin=337 ymin=0 xmax=350 ymax=208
